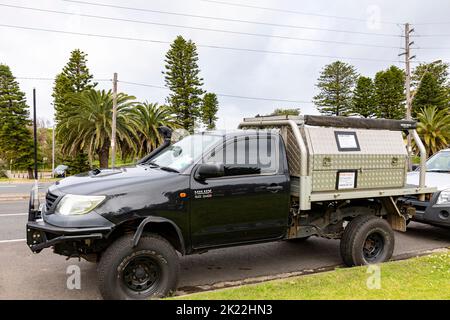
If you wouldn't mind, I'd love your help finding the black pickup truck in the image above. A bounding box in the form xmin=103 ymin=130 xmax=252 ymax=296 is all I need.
xmin=27 ymin=117 xmax=434 ymax=299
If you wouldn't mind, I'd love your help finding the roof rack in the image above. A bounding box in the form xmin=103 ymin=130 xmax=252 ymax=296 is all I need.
xmin=241 ymin=115 xmax=416 ymax=131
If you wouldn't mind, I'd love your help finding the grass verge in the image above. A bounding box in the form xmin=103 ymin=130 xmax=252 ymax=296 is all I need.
xmin=175 ymin=252 xmax=450 ymax=300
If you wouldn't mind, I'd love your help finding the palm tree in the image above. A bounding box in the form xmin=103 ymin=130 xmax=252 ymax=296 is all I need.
xmin=129 ymin=102 xmax=181 ymax=156
xmin=416 ymin=106 xmax=450 ymax=157
xmin=57 ymin=89 xmax=138 ymax=168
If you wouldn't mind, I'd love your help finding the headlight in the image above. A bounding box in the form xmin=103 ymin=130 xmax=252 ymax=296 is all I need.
xmin=436 ymin=189 xmax=450 ymax=205
xmin=55 ymin=194 xmax=106 ymax=216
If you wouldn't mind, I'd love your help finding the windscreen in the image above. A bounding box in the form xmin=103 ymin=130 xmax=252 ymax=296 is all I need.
xmin=425 ymin=151 xmax=450 ymax=172
xmin=148 ymin=134 xmax=223 ymax=172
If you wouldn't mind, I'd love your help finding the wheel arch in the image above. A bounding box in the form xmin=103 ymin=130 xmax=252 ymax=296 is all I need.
xmin=132 ymin=216 xmax=186 ymax=255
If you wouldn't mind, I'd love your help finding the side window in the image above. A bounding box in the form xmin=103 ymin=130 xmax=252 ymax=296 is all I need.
xmin=207 ymin=134 xmax=279 ymax=176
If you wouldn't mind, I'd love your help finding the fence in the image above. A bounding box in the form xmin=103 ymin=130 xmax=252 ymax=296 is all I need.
xmin=6 ymin=170 xmax=53 ymax=179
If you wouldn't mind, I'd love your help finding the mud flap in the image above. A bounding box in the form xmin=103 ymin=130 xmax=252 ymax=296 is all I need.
xmin=381 ymin=197 xmax=406 ymax=232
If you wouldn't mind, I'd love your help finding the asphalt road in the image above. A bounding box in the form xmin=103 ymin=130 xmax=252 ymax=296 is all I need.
xmin=0 ymin=182 xmax=53 ymax=195
xmin=0 ymin=200 xmax=449 ymax=299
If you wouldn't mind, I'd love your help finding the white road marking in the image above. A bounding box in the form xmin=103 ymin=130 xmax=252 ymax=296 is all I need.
xmin=0 ymin=213 xmax=28 ymax=217
xmin=0 ymin=238 xmax=26 ymax=244
xmin=0 ymin=185 xmax=16 ymax=188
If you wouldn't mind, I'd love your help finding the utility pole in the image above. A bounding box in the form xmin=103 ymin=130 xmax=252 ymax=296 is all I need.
xmin=399 ymin=23 xmax=415 ymax=171
xmin=111 ymin=72 xmax=118 ymax=169
xmin=52 ymin=122 xmax=55 ymax=178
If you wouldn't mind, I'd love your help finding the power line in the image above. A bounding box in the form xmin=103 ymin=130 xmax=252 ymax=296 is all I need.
xmin=407 ymin=28 xmax=450 ymax=51
xmin=412 ymin=34 xmax=450 ymax=38
xmin=61 ymin=0 xmax=401 ymax=38
xmin=414 ymin=46 xmax=450 ymax=50
xmin=16 ymin=76 xmax=111 ymax=82
xmin=119 ymin=80 xmax=313 ymax=104
xmin=0 ymin=3 xmax=400 ymax=49
xmin=0 ymin=23 xmax=406 ymax=63
xmin=15 ymin=77 xmax=313 ymax=104
xmin=16 ymin=77 xmax=54 ymax=81
xmin=200 ymin=0 xmax=399 ymax=25
xmin=412 ymin=21 xmax=450 ymax=26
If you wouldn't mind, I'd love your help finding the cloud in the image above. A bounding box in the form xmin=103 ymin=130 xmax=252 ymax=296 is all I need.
xmin=2 ymin=0 xmax=450 ymax=129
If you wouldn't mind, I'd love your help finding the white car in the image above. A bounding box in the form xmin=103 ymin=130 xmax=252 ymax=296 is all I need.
xmin=405 ymin=149 xmax=450 ymax=227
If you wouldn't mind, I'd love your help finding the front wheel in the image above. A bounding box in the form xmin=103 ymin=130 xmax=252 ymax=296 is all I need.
xmin=97 ymin=233 xmax=179 ymax=300
xmin=340 ymin=215 xmax=394 ymax=266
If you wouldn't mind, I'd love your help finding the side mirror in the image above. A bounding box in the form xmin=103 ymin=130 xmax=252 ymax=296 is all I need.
xmin=411 ymin=164 xmax=419 ymax=171
xmin=195 ymin=163 xmax=224 ymax=180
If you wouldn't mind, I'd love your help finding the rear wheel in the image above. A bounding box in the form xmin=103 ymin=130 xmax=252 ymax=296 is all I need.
xmin=340 ymin=215 xmax=394 ymax=266
xmin=97 ymin=233 xmax=179 ymax=300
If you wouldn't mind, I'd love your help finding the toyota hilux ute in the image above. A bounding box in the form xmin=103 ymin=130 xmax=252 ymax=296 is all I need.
xmin=402 ymin=148 xmax=450 ymax=227
xmin=26 ymin=115 xmax=435 ymax=300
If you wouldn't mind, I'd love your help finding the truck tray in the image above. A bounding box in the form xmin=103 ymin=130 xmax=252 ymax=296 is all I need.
xmin=290 ymin=176 xmax=435 ymax=201
xmin=239 ymin=115 xmax=435 ymax=210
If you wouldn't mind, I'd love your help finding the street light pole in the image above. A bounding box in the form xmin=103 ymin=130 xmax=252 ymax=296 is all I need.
xmin=33 ymin=88 xmax=38 ymax=180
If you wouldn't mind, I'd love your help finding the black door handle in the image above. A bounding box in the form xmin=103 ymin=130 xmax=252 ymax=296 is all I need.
xmin=266 ymin=185 xmax=283 ymax=193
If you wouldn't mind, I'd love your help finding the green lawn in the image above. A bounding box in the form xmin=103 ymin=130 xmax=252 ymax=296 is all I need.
xmin=175 ymin=252 xmax=450 ymax=300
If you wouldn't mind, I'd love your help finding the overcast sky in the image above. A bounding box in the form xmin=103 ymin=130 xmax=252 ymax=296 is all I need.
xmin=1 ymin=0 xmax=450 ymax=129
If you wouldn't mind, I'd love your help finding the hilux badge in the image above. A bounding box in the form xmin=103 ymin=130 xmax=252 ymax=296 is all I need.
xmin=194 ymin=189 xmax=212 ymax=199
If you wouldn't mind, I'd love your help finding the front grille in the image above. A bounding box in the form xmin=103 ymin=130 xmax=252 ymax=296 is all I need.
xmin=45 ymin=192 xmax=59 ymax=211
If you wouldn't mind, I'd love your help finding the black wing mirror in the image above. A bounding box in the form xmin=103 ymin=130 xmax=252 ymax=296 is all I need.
xmin=195 ymin=163 xmax=224 ymax=180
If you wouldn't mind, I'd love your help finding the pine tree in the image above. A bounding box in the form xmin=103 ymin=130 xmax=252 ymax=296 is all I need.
xmin=200 ymin=93 xmax=219 ymax=130
xmin=163 ymin=36 xmax=205 ymax=132
xmin=66 ymin=153 xmax=90 ymax=175
xmin=351 ymin=76 xmax=376 ymax=118
xmin=0 ymin=64 xmax=35 ymax=177
xmin=374 ymin=66 xmax=405 ymax=120
xmin=53 ymin=49 xmax=96 ymax=122
xmin=53 ymin=49 xmax=95 ymax=173
xmin=313 ymin=61 xmax=358 ymax=116
xmin=412 ymin=61 xmax=449 ymax=88
xmin=412 ymin=72 xmax=448 ymax=118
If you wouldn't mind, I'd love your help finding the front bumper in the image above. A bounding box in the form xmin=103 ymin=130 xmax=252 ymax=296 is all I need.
xmin=401 ymin=196 xmax=450 ymax=227
xmin=26 ymin=218 xmax=111 ymax=253
xmin=26 ymin=186 xmax=113 ymax=253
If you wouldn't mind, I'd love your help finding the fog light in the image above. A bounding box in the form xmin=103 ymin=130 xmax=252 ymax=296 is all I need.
xmin=439 ymin=210 xmax=449 ymax=220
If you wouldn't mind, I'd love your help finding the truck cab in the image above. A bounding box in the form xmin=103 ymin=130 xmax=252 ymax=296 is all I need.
xmin=27 ymin=130 xmax=292 ymax=299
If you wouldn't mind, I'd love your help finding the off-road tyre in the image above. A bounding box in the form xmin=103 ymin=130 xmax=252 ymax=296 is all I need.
xmin=340 ymin=215 xmax=394 ymax=267
xmin=97 ymin=233 xmax=179 ymax=300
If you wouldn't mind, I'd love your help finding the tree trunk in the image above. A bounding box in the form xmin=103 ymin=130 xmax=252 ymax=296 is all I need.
xmin=98 ymin=144 xmax=110 ymax=169
xmin=27 ymin=167 xmax=34 ymax=179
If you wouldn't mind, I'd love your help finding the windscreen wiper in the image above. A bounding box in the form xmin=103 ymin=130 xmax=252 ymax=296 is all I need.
xmin=159 ymin=166 xmax=180 ymax=173
xmin=145 ymin=161 xmax=179 ymax=173
xmin=146 ymin=161 xmax=159 ymax=168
